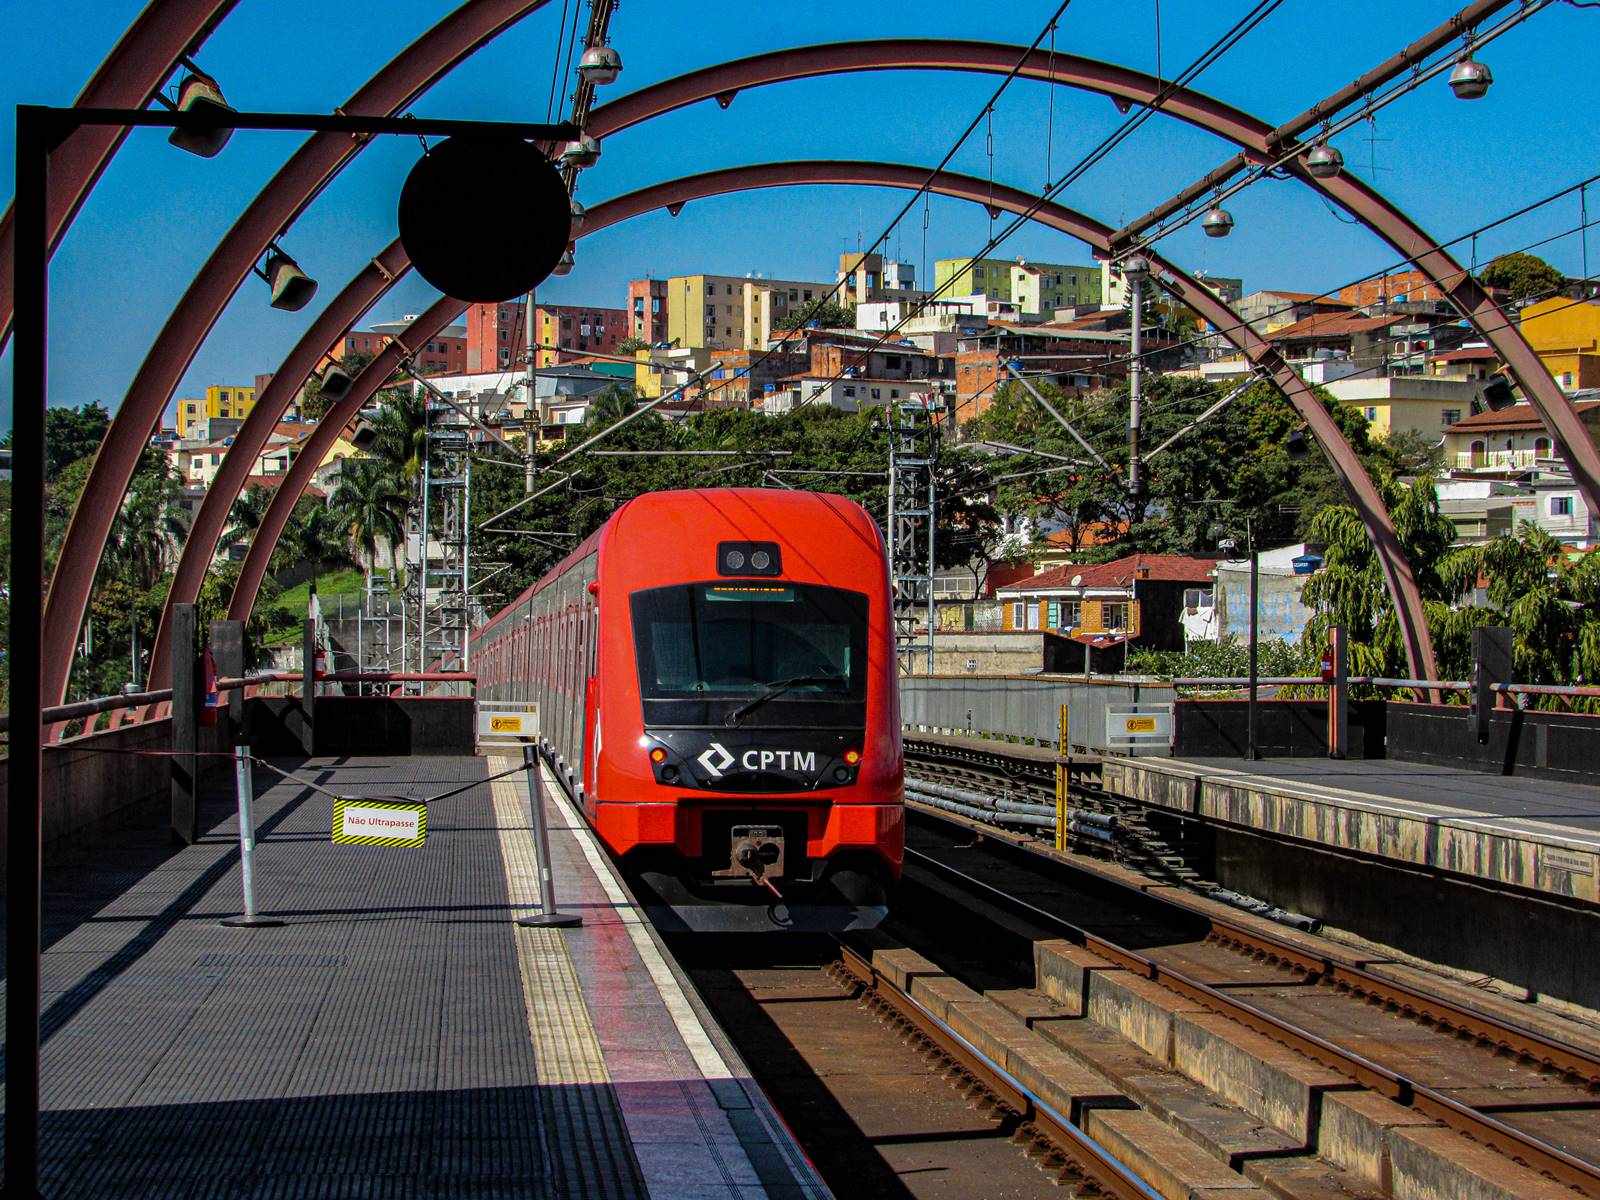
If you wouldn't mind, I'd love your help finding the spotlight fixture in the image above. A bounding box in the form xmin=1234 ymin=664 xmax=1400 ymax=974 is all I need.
xmin=559 ymin=134 xmax=600 ymax=169
xmin=159 ymin=58 xmax=234 ymax=158
xmin=1200 ymin=205 xmax=1234 ymax=239
xmin=1305 ymin=143 xmax=1344 ymax=179
xmin=576 ymin=44 xmax=623 ymax=86
xmin=552 ymin=245 xmax=575 ymax=276
xmin=317 ymin=363 xmax=353 ymax=404
xmin=1448 ymin=56 xmax=1493 ymax=100
xmin=569 ymin=196 xmax=587 ymax=236
xmin=255 ymin=243 xmax=317 ymax=312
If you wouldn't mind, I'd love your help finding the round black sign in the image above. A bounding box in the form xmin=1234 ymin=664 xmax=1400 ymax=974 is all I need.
xmin=397 ymin=136 xmax=572 ymax=302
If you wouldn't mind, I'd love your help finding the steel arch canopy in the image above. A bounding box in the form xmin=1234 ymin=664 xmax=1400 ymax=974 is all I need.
xmin=40 ymin=0 xmax=555 ymax=710
xmin=584 ymin=38 xmax=1600 ymax=519
xmin=221 ymin=161 xmax=1437 ymax=682
xmin=0 ymin=0 xmax=239 ymax=352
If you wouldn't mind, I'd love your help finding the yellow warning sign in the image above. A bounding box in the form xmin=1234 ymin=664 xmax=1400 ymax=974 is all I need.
xmin=332 ymin=799 xmax=427 ymax=848
xmin=489 ymin=715 xmax=524 ymax=733
xmin=1123 ymin=716 xmax=1158 ymax=733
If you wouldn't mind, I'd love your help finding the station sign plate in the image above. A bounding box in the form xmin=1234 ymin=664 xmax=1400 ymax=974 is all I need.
xmin=1106 ymin=704 xmax=1173 ymax=747
xmin=332 ymin=799 xmax=428 ymax=848
xmin=478 ymin=704 xmax=539 ymax=743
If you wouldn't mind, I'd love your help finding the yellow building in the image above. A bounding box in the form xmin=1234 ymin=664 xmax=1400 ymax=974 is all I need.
xmin=934 ymin=256 xmax=1100 ymax=314
xmin=176 ymin=383 xmax=257 ymax=438
xmin=1519 ymin=296 xmax=1600 ymax=393
xmin=664 ymin=274 xmax=835 ymax=351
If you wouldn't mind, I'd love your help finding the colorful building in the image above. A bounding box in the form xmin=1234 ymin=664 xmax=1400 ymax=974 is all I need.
xmin=1336 ymin=269 xmax=1443 ymax=308
xmin=1518 ymin=296 xmax=1600 ymax=393
xmin=627 ymin=278 xmax=669 ymax=345
xmin=1443 ymin=400 xmax=1600 ymax=471
xmin=934 ymin=256 xmax=1100 ymax=315
xmin=665 ymin=274 xmax=835 ymax=351
xmin=533 ymin=304 xmax=628 ymax=368
xmin=176 ymin=382 xmax=257 ymax=439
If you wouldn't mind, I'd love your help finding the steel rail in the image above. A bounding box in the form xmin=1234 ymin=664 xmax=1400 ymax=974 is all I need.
xmin=904 ymin=817 xmax=1600 ymax=1194
xmin=835 ymin=944 xmax=1165 ymax=1200
xmin=0 ymin=0 xmax=239 ymax=351
xmin=41 ymin=0 xmax=557 ymax=713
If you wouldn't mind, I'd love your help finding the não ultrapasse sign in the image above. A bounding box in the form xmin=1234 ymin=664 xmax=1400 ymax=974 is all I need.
xmin=332 ymin=799 xmax=428 ymax=848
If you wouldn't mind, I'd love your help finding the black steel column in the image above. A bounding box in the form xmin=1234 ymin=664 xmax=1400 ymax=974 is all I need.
xmin=8 ymin=103 xmax=52 ymax=1197
xmin=301 ymin=618 xmax=317 ymax=756
xmin=211 ymin=619 xmax=245 ymax=744
xmin=170 ymin=603 xmax=200 ymax=844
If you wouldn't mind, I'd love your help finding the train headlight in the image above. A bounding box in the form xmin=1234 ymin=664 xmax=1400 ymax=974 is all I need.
xmin=749 ymin=549 xmax=771 ymax=570
xmin=725 ymin=550 xmax=745 ymax=571
xmin=843 ymin=749 xmax=861 ymax=765
xmin=718 ymin=540 xmax=782 ymax=576
xmin=650 ymin=747 xmax=667 ymax=764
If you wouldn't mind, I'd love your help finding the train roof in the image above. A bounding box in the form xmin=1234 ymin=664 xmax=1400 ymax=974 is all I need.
xmin=474 ymin=488 xmax=883 ymax=638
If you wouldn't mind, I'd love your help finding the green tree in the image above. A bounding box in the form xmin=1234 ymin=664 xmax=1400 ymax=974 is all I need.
xmin=775 ymin=298 xmax=856 ymax=331
xmin=369 ymin=387 xmax=428 ymax=480
xmin=1477 ymin=252 xmax=1565 ymax=306
xmin=615 ymin=336 xmax=650 ymax=354
xmin=220 ymin=485 xmax=273 ymax=556
xmin=331 ymin=457 xmax=408 ymax=590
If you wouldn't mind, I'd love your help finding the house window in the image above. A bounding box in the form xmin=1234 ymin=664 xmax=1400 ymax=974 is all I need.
xmin=1442 ymin=409 xmax=1461 ymax=427
xmin=1183 ymin=587 xmax=1214 ymax=610
xmin=870 ymin=387 xmax=881 ymax=400
xmin=1102 ymin=602 xmax=1130 ymax=630
xmin=1010 ymin=600 xmax=1025 ymax=628
xmin=1470 ymin=439 xmax=1487 ymax=465
xmin=1535 ymin=437 xmax=1552 ymax=456
xmin=1562 ymin=372 xmax=1574 ymax=388
xmin=1024 ymin=602 xmax=1043 ymax=631
xmin=1364 ymin=406 xmax=1378 ymax=421
xmin=1552 ymin=496 xmax=1574 ymax=516
xmin=843 ymin=386 xmax=856 ymax=398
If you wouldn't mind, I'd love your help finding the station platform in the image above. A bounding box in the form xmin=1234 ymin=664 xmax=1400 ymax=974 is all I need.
xmin=14 ymin=752 xmax=829 ymax=1199
xmin=1102 ymin=754 xmax=1600 ymax=904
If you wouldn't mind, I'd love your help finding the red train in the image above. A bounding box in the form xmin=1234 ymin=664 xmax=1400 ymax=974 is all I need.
xmin=472 ymin=488 xmax=904 ymax=931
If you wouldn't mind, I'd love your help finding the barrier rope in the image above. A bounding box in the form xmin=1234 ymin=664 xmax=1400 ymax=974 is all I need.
xmin=44 ymin=745 xmax=533 ymax=807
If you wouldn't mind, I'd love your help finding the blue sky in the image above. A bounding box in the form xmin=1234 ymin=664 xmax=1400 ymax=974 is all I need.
xmin=1 ymin=0 xmax=1596 ymax=428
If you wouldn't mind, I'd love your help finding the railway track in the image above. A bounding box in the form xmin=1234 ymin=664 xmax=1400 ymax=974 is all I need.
xmin=896 ymin=775 xmax=1600 ymax=1199
xmin=671 ymin=934 xmax=1161 ymax=1199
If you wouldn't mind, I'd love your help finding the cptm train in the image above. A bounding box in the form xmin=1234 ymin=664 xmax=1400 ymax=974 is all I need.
xmin=472 ymin=488 xmax=905 ymax=931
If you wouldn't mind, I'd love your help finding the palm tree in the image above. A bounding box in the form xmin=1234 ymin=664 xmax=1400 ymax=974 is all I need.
xmin=368 ymin=388 xmax=428 ymax=481
xmin=107 ymin=450 xmax=187 ymax=590
xmin=330 ymin=457 xmax=407 ymax=591
xmin=220 ymin=485 xmax=273 ymax=556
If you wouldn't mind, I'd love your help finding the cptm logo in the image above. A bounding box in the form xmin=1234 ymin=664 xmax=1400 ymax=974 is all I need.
xmin=696 ymin=742 xmax=817 ymax=779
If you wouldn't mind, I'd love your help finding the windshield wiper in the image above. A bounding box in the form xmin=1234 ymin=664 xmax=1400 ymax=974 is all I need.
xmin=727 ymin=674 xmax=847 ymax=726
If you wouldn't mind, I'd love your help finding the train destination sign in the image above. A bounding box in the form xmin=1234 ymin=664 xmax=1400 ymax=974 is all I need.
xmin=332 ymin=799 xmax=428 ymax=848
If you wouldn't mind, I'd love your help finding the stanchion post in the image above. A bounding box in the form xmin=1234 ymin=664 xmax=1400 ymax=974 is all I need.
xmin=1054 ymin=702 xmax=1070 ymax=852
xmin=1327 ymin=624 xmax=1349 ymax=759
xmin=221 ymin=746 xmax=283 ymax=929
xmin=517 ymin=742 xmax=581 ymax=928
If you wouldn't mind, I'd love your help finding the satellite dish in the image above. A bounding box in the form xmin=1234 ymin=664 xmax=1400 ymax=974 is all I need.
xmin=398 ymin=136 xmax=571 ymax=302
xmin=1070 ymin=574 xmax=1083 ymax=587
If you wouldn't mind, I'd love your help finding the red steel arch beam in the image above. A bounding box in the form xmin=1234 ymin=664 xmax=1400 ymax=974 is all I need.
xmin=224 ymin=162 xmax=1437 ymax=681
xmin=585 ymin=39 xmax=1600 ymax=523
xmin=144 ymin=239 xmax=413 ymax=691
xmin=0 ymin=0 xmax=239 ymax=351
xmin=41 ymin=0 xmax=554 ymax=709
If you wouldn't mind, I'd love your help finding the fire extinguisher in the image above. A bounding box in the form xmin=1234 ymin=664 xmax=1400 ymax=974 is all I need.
xmin=199 ymin=647 xmax=223 ymax=727
xmin=1319 ymin=648 xmax=1336 ymax=683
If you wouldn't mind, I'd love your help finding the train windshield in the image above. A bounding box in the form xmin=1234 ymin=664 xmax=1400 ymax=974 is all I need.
xmin=631 ymin=582 xmax=868 ymax=727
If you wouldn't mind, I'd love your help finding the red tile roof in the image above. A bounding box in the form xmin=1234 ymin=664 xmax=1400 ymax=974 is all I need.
xmin=1445 ymin=399 xmax=1600 ymax=432
xmin=1268 ymin=311 xmax=1395 ymax=341
xmin=1430 ymin=346 xmax=1499 ymax=362
xmin=1256 ymin=290 xmax=1352 ymax=305
xmin=997 ymin=552 xmax=1218 ymax=593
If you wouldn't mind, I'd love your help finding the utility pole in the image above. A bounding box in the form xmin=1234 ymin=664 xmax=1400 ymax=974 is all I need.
xmin=1121 ymin=254 xmax=1149 ymax=504
xmin=1246 ymin=515 xmax=1260 ymax=762
xmin=524 ymin=288 xmax=538 ymax=493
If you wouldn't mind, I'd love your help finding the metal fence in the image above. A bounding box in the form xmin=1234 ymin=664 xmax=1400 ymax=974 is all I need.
xmin=898 ymin=675 xmax=1176 ymax=755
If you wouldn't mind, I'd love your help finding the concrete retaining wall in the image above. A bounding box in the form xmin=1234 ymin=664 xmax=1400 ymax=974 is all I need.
xmin=0 ymin=715 xmax=231 ymax=867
